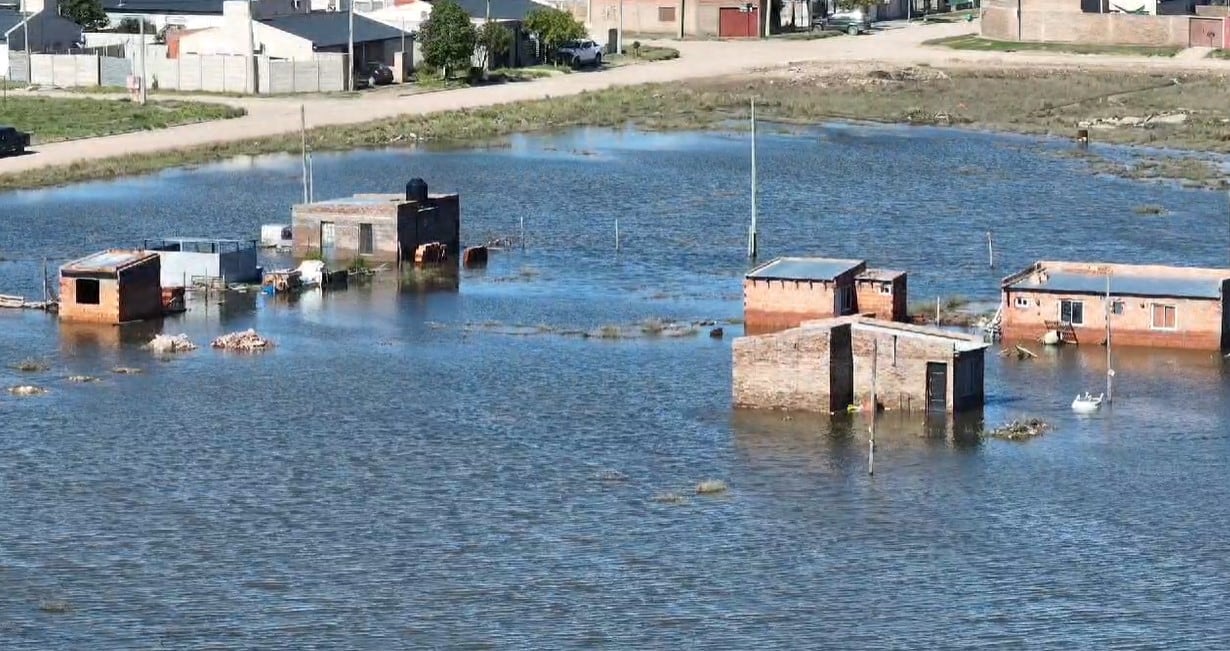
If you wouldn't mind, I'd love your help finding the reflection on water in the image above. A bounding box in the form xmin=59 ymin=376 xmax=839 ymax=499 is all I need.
xmin=2 ymin=126 xmax=1230 ymax=648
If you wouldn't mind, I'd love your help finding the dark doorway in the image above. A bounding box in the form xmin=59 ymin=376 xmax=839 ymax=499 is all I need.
xmin=926 ymin=362 xmax=947 ymax=412
xmin=359 ymin=223 xmax=374 ymax=255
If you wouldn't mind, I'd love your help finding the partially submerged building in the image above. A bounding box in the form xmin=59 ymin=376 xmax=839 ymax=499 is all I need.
xmin=291 ymin=178 xmax=460 ymax=264
xmin=743 ymin=257 xmax=908 ymax=333
xmin=143 ymin=237 xmax=260 ymax=288
xmin=733 ymin=316 xmax=987 ymax=414
xmin=1000 ymin=261 xmax=1230 ymax=350
xmin=59 ymin=250 xmax=163 ymax=325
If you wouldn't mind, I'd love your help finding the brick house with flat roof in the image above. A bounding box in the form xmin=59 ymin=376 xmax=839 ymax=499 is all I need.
xmin=743 ymin=257 xmax=908 ymax=334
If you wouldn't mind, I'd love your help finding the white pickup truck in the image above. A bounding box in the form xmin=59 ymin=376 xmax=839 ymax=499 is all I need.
xmin=557 ymin=40 xmax=603 ymax=68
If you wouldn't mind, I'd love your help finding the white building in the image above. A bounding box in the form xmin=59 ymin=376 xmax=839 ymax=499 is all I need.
xmin=1 ymin=0 xmax=84 ymax=80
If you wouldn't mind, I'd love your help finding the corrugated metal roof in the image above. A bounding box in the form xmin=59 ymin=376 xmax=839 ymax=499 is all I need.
xmin=100 ymin=0 xmax=223 ymax=14
xmin=263 ymin=13 xmax=404 ymax=48
xmin=63 ymin=250 xmax=157 ymax=273
xmin=1007 ymin=271 xmax=1224 ymax=300
xmin=747 ymin=257 xmax=864 ymax=281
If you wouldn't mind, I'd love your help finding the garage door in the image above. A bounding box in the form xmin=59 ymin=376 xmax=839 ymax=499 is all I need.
xmin=1190 ymin=17 xmax=1223 ymax=48
xmin=719 ymin=6 xmax=759 ymax=38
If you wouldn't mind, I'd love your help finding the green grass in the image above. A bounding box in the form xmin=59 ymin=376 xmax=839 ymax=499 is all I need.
xmin=771 ymin=30 xmax=844 ymax=41
xmin=925 ymin=34 xmax=1182 ymax=57
xmin=0 ymin=96 xmax=245 ymax=144
xmin=1209 ymin=49 xmax=1230 ymax=59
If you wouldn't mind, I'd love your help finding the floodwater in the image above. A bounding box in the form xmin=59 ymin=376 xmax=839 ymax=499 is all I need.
xmin=2 ymin=125 xmax=1230 ymax=648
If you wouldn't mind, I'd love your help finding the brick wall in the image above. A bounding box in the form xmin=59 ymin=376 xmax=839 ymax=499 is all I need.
xmin=118 ymin=259 xmax=165 ymax=324
xmin=59 ymin=276 xmax=123 ymax=324
xmin=744 ymin=279 xmax=838 ymax=333
xmin=849 ymin=328 xmax=960 ymax=412
xmin=854 ymin=276 xmax=907 ymax=322
xmin=982 ymin=5 xmax=1191 ymax=46
xmin=732 ymin=324 xmax=846 ymax=412
xmin=1001 ymin=289 xmax=1225 ymax=350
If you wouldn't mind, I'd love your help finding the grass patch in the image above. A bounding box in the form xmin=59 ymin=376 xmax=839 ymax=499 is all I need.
xmin=772 ymin=30 xmax=844 ymax=41
xmin=13 ymin=358 xmax=49 ymax=372
xmin=925 ymin=35 xmax=1182 ymax=57
xmin=0 ymin=96 xmax=244 ymax=144
xmin=1210 ymin=49 xmax=1230 ymax=60
xmin=7 ymin=65 xmax=1230 ymax=189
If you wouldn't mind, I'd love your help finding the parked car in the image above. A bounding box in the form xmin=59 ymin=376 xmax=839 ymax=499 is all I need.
xmin=355 ymin=62 xmax=394 ymax=88
xmin=557 ymin=40 xmax=603 ymax=68
xmin=0 ymin=125 xmax=30 ymax=158
xmin=815 ymin=9 xmax=872 ymax=35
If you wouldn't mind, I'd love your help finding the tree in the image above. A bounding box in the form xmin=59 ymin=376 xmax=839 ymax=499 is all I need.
xmin=419 ymin=0 xmax=477 ymax=79
xmin=523 ymin=7 xmax=585 ymax=62
xmin=476 ymin=22 xmax=513 ymax=70
xmin=62 ymin=0 xmax=109 ymax=31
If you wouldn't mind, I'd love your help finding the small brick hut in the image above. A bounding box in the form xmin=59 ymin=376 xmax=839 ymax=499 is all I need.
xmin=743 ymin=257 xmax=908 ymax=334
xmin=59 ymin=250 xmax=163 ymax=325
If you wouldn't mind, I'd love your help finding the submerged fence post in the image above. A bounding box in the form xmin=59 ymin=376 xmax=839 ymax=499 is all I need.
xmin=987 ymin=231 xmax=994 ymax=268
xmin=935 ymin=297 xmax=941 ymax=326
xmin=615 ymin=218 xmax=620 ymax=252
xmin=519 ymin=215 xmax=525 ymax=251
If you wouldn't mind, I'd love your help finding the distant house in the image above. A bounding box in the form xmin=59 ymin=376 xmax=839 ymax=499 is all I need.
xmin=291 ymin=178 xmax=461 ymax=264
xmin=0 ymin=0 xmax=84 ymax=77
xmin=743 ymin=257 xmax=908 ymax=334
xmin=143 ymin=237 xmax=260 ymax=288
xmin=1000 ymin=260 xmax=1230 ymax=350
xmin=59 ymin=250 xmax=163 ymax=325
xmin=733 ymin=315 xmax=987 ymax=414
xmin=101 ymin=0 xmax=228 ymax=30
xmin=980 ymin=0 xmax=1214 ymax=49
xmin=175 ymin=1 xmax=407 ymax=64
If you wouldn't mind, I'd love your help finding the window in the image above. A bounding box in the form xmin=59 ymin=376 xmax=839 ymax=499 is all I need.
xmin=1059 ymin=299 xmax=1084 ymax=326
xmin=659 ymin=6 xmax=676 ymax=21
xmin=878 ymin=282 xmax=891 ymax=295
xmin=1110 ymin=300 xmax=1125 ymax=315
xmin=75 ymin=278 xmax=100 ymax=305
xmin=1014 ymin=296 xmax=1030 ymax=309
xmin=1151 ymin=303 xmax=1177 ymax=330
xmin=359 ymin=223 xmax=374 ymax=255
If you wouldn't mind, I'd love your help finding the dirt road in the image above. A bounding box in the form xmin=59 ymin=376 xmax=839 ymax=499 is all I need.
xmin=3 ymin=20 xmax=1227 ymax=176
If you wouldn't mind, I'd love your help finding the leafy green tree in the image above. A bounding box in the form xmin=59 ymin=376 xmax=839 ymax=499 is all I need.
xmin=419 ymin=0 xmax=477 ymax=79
xmin=523 ymin=7 xmax=585 ymax=62
xmin=476 ymin=22 xmax=513 ymax=70
xmin=61 ymin=0 xmax=109 ymax=31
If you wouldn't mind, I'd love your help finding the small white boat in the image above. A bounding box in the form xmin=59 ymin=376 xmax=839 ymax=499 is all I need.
xmin=1071 ymin=392 xmax=1104 ymax=413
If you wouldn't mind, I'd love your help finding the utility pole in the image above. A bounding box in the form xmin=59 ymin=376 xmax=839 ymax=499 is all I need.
xmin=617 ymin=0 xmax=624 ymax=55
xmin=300 ymin=104 xmax=309 ymax=204
xmin=484 ymin=0 xmax=491 ymax=72
xmin=347 ymin=0 xmax=355 ymax=91
xmin=869 ymin=338 xmax=877 ymax=476
xmin=1105 ymin=270 xmax=1114 ymax=404
xmin=138 ymin=19 xmax=148 ymax=104
xmin=245 ymin=0 xmax=256 ymax=94
xmin=21 ymin=0 xmax=28 ymax=67
xmin=747 ymin=98 xmax=758 ymax=259
xmin=762 ymin=0 xmax=770 ymax=39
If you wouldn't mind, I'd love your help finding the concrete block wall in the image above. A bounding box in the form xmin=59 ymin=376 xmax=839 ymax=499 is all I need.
xmin=982 ymin=4 xmax=1191 ymax=46
xmin=31 ymin=54 xmax=101 ymax=86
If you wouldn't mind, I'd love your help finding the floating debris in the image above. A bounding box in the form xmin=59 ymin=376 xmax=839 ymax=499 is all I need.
xmin=211 ymin=329 xmax=273 ymax=352
xmin=986 ymin=418 xmax=1051 ymax=441
xmin=596 ymin=469 xmax=629 ymax=482
xmin=651 ymin=492 xmax=688 ymax=504
xmin=67 ymin=375 xmax=100 ymax=383
xmin=112 ymin=367 xmax=143 ymax=375
xmin=8 ymin=385 xmax=47 ymax=396
xmin=709 ymin=327 xmax=724 ymax=339
xmin=146 ymin=333 xmax=197 ymax=354
xmin=13 ymin=359 xmax=49 ymax=372
xmin=695 ymin=479 xmax=729 ymax=495
xmin=37 ymin=600 xmax=70 ymax=614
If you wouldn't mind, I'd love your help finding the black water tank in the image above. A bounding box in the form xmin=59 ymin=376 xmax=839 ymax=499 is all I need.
xmin=406 ymin=178 xmax=428 ymax=203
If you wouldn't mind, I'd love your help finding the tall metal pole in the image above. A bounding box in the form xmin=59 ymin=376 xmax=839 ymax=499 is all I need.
xmin=762 ymin=0 xmax=771 ymax=38
xmin=747 ymin=98 xmax=758 ymax=259
xmin=138 ymin=20 xmax=148 ymax=104
xmin=1105 ymin=271 xmax=1113 ymax=404
xmin=300 ymin=104 xmax=309 ymax=204
xmin=21 ymin=0 xmax=28 ymax=65
xmin=347 ymin=0 xmax=355 ymax=91
xmin=617 ymin=0 xmax=624 ymax=55
xmin=869 ymin=338 xmax=877 ymax=476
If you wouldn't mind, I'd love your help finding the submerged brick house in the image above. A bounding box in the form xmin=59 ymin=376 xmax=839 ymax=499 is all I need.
xmin=743 ymin=257 xmax=908 ymax=334
xmin=292 ymin=178 xmax=460 ymax=264
xmin=1000 ymin=261 xmax=1230 ymax=350
xmin=733 ymin=316 xmax=987 ymax=414
xmin=59 ymin=250 xmax=163 ymax=325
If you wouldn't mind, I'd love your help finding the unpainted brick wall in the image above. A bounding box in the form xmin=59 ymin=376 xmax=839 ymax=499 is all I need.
xmin=732 ymin=326 xmax=840 ymax=412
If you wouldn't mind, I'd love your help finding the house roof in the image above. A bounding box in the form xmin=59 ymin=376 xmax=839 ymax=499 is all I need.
xmin=101 ymin=0 xmax=223 ymax=15
xmin=856 ymin=268 xmax=904 ymax=282
xmin=747 ymin=257 xmax=865 ymax=282
xmin=451 ymin=0 xmax=545 ymax=20
xmin=263 ymin=12 xmax=405 ymax=47
xmin=797 ymin=315 xmax=988 ymax=353
xmin=1007 ymin=270 xmax=1223 ymax=300
xmin=0 ymin=10 xmax=26 ymax=38
xmin=61 ymin=249 xmax=159 ymax=275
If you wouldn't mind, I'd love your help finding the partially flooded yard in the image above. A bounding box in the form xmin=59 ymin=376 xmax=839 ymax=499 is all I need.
xmin=2 ymin=126 xmax=1229 ymax=648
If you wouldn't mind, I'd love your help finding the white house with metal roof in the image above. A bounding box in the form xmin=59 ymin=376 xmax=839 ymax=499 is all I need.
xmin=0 ymin=0 xmax=83 ymax=79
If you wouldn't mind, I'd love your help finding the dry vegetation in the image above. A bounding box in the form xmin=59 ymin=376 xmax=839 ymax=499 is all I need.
xmin=4 ymin=64 xmax=1230 ymax=190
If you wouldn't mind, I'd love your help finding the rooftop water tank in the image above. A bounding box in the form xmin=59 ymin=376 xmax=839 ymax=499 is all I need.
xmin=406 ymin=178 xmax=428 ymax=203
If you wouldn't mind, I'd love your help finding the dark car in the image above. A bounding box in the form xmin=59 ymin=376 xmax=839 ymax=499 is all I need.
xmin=0 ymin=125 xmax=30 ymax=158
xmin=356 ymin=62 xmax=395 ymax=88
xmin=815 ymin=8 xmax=872 ymax=35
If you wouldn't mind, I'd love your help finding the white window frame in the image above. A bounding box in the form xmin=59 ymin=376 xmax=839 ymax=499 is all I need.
xmin=1059 ymin=299 xmax=1084 ymax=326
xmin=1149 ymin=302 xmax=1178 ymax=331
xmin=1013 ymin=296 xmax=1030 ymax=309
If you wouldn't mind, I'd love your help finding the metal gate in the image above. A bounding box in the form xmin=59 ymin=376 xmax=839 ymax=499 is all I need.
xmin=719 ymin=6 xmax=760 ymax=37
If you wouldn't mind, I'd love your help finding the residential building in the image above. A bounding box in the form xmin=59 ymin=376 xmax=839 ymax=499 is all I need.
xmin=733 ymin=315 xmax=987 ymax=414
xmin=143 ymin=237 xmax=260 ymax=288
xmin=291 ymin=178 xmax=461 ymax=264
xmin=101 ymin=0 xmax=230 ymax=30
xmin=999 ymin=260 xmax=1230 ymax=350
xmin=0 ymin=0 xmax=83 ymax=76
xmin=59 ymin=250 xmax=163 ymax=325
xmin=743 ymin=257 xmax=908 ymax=334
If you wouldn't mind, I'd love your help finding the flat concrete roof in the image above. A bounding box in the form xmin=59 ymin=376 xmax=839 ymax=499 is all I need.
xmin=857 ymin=268 xmax=905 ymax=282
xmin=799 ymin=316 xmax=988 ymax=352
xmin=1007 ymin=269 xmax=1224 ymax=300
xmin=62 ymin=249 xmax=158 ymax=274
xmin=747 ymin=257 xmax=865 ymax=282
